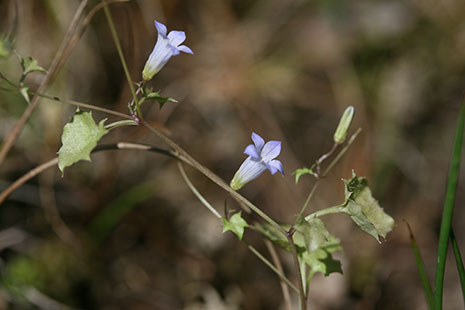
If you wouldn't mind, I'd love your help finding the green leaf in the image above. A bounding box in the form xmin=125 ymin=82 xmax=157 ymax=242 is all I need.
xmin=343 ymin=172 xmax=395 ymax=242
xmin=302 ymin=244 xmax=343 ymax=278
xmin=346 ymin=200 xmax=379 ymax=241
xmin=434 ymin=103 xmax=465 ymax=308
xmin=57 ymin=109 xmax=108 ymax=175
xmin=19 ymin=55 xmax=47 ymax=75
xmin=222 ymin=212 xmax=249 ymax=240
xmin=405 ymin=221 xmax=434 ymax=310
xmin=141 ymin=86 xmax=177 ymax=109
xmin=295 ymin=216 xmax=343 ymax=278
xmin=295 ymin=217 xmax=331 ymax=253
xmin=293 ymin=167 xmax=318 ymax=183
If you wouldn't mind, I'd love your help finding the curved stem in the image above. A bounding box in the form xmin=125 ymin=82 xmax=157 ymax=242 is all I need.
xmin=304 ymin=205 xmax=347 ymax=222
xmin=177 ymin=162 xmax=222 ymax=219
xmin=299 ymin=128 xmax=362 ymax=216
xmin=0 ymin=142 xmax=177 ymax=205
xmin=246 ymin=242 xmax=299 ymax=294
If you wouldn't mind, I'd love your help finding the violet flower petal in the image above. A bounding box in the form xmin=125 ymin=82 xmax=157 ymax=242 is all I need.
xmin=251 ymin=132 xmax=265 ymax=151
xmin=168 ymin=30 xmax=186 ymax=46
xmin=261 ymin=140 xmax=281 ymax=162
xmin=244 ymin=144 xmax=261 ymax=160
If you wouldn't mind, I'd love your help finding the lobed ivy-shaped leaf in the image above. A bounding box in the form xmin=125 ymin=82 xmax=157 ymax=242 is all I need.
xmin=222 ymin=211 xmax=249 ymax=240
xmin=302 ymin=241 xmax=343 ymax=279
xmin=254 ymin=217 xmax=343 ymax=279
xmin=57 ymin=109 xmax=108 ymax=175
xmin=295 ymin=217 xmax=343 ymax=279
xmin=295 ymin=217 xmax=332 ymax=253
xmin=343 ymin=171 xmax=395 ymax=242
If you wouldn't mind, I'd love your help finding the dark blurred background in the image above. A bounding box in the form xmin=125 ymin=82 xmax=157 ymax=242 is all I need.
xmin=1 ymin=0 xmax=465 ymax=309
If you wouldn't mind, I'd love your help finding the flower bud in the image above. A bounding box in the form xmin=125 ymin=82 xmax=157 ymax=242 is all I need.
xmin=333 ymin=106 xmax=354 ymax=144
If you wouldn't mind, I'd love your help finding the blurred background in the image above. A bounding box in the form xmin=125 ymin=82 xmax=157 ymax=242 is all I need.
xmin=1 ymin=0 xmax=465 ymax=309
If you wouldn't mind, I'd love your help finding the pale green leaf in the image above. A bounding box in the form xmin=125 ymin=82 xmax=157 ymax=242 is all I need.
xmin=57 ymin=109 xmax=108 ymax=175
xmin=343 ymin=172 xmax=395 ymax=241
xmin=346 ymin=200 xmax=379 ymax=241
xmin=141 ymin=86 xmax=177 ymax=109
xmin=301 ymin=238 xmax=343 ymax=278
xmin=222 ymin=212 xmax=249 ymax=240
xmin=295 ymin=217 xmax=331 ymax=253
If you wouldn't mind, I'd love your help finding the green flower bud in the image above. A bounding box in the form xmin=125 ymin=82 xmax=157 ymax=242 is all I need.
xmin=333 ymin=106 xmax=354 ymax=144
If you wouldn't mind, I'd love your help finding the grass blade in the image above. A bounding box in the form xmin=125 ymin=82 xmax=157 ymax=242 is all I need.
xmin=450 ymin=229 xmax=465 ymax=307
xmin=404 ymin=220 xmax=434 ymax=309
xmin=434 ymin=103 xmax=465 ymax=309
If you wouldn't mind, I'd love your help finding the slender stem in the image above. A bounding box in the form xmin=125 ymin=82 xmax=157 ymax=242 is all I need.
xmin=265 ymin=240 xmax=292 ymax=310
xmin=104 ymin=120 xmax=137 ymax=130
xmin=286 ymin=230 xmax=306 ymax=310
xmin=314 ymin=143 xmax=338 ymax=175
xmin=299 ymin=180 xmax=321 ymax=218
xmin=101 ymin=0 xmax=141 ymax=118
xmin=29 ymin=91 xmax=132 ymax=120
xmin=0 ymin=71 xmax=16 ymax=88
xmin=322 ymin=128 xmax=362 ymax=177
xmin=0 ymin=142 xmax=177 ymax=205
xmin=177 ymin=162 xmax=222 ymax=219
xmin=304 ymin=205 xmax=347 ymax=222
xmin=0 ymin=0 xmax=89 ymax=166
xmin=299 ymin=128 xmax=362 ymax=216
xmin=246 ymin=242 xmax=299 ymax=294
xmin=0 ymin=157 xmax=59 ymax=205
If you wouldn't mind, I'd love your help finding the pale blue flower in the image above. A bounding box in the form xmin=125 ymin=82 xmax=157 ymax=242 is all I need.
xmin=142 ymin=20 xmax=193 ymax=81
xmin=230 ymin=132 xmax=284 ymax=190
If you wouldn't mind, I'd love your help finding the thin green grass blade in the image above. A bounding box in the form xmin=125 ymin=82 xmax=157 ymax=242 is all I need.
xmin=434 ymin=103 xmax=465 ymax=309
xmin=405 ymin=220 xmax=434 ymax=309
xmin=450 ymin=229 xmax=465 ymax=307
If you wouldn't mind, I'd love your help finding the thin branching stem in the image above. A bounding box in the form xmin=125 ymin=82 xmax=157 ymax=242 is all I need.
xmin=0 ymin=143 xmax=177 ymax=205
xmin=299 ymin=128 xmax=362 ymax=216
xmin=246 ymin=242 xmax=299 ymax=294
xmin=0 ymin=0 xmax=89 ymax=166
